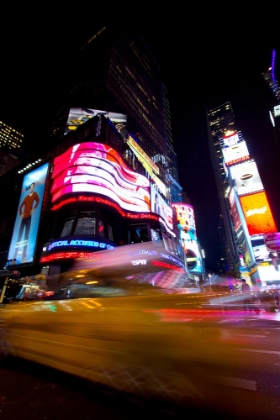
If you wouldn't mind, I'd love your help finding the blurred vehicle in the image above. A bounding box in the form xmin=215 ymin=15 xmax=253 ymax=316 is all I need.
xmin=0 ymin=242 xmax=274 ymax=417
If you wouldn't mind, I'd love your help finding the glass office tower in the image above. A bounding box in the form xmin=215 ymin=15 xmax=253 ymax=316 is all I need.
xmin=206 ymin=102 xmax=240 ymax=273
xmin=50 ymin=18 xmax=182 ymax=204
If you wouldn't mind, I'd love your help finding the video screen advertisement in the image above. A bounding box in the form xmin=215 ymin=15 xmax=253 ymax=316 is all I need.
xmin=240 ymin=191 xmax=278 ymax=236
xmin=150 ymin=183 xmax=173 ymax=232
xmin=229 ymin=160 xmax=264 ymax=196
xmin=222 ymin=132 xmax=239 ymax=147
xmin=51 ymin=142 xmax=151 ymax=214
xmin=65 ymin=108 xmax=127 ymax=137
xmin=8 ymin=163 xmax=49 ymax=265
xmin=222 ymin=141 xmax=250 ymax=167
xmin=228 ymin=188 xmax=242 ymax=231
xmin=172 ymin=203 xmax=202 ymax=274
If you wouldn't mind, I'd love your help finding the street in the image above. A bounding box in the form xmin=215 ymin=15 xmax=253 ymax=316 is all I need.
xmin=1 ymin=314 xmax=280 ymax=419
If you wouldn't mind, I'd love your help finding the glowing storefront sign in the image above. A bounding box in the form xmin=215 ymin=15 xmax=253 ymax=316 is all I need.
xmin=8 ymin=163 xmax=49 ymax=265
xmin=51 ymin=142 xmax=151 ymax=213
xmin=222 ymin=141 xmax=250 ymax=166
xmin=240 ymin=191 xmax=278 ymax=235
xmin=47 ymin=239 xmax=115 ymax=251
xmin=51 ymin=195 xmax=159 ymax=221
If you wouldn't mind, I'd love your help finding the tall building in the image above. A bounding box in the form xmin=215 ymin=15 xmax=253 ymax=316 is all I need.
xmin=0 ymin=20 xmax=205 ymax=286
xmin=207 ymin=102 xmax=278 ymax=284
xmin=263 ymin=49 xmax=280 ymax=154
xmin=50 ymin=19 xmax=182 ymax=204
xmin=207 ymin=102 xmax=240 ymax=273
xmin=0 ymin=120 xmax=25 ymax=176
xmin=262 ymin=49 xmax=280 ymax=103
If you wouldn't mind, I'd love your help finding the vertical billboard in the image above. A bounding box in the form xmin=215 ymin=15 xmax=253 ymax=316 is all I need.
xmin=172 ymin=203 xmax=202 ymax=274
xmin=240 ymin=191 xmax=278 ymax=235
xmin=150 ymin=183 xmax=173 ymax=231
xmin=228 ymin=188 xmax=242 ymax=231
xmin=8 ymin=163 xmax=49 ymax=264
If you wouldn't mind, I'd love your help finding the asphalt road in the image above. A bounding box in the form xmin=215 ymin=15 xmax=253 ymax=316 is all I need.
xmin=1 ymin=315 xmax=280 ymax=419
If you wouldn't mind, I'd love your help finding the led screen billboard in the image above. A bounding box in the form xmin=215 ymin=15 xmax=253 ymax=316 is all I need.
xmin=240 ymin=191 xmax=277 ymax=235
xmin=8 ymin=163 xmax=49 ymax=265
xmin=229 ymin=160 xmax=263 ymax=196
xmin=172 ymin=203 xmax=202 ymax=274
xmin=222 ymin=132 xmax=239 ymax=147
xmin=65 ymin=108 xmax=127 ymax=136
xmin=228 ymin=188 xmax=242 ymax=231
xmin=222 ymin=141 xmax=250 ymax=167
xmin=51 ymin=142 xmax=150 ymax=213
xmin=151 ymin=184 xmax=173 ymax=231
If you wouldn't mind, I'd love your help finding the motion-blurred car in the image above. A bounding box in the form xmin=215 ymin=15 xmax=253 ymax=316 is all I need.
xmin=0 ymin=243 xmax=274 ymax=417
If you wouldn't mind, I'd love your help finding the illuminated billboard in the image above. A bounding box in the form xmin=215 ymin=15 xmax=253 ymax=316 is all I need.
xmin=65 ymin=108 xmax=127 ymax=136
xmin=51 ymin=142 xmax=151 ymax=213
xmin=222 ymin=132 xmax=239 ymax=147
xmin=230 ymin=160 xmax=264 ymax=196
xmin=8 ymin=163 xmax=49 ymax=265
xmin=228 ymin=188 xmax=242 ymax=231
xmin=172 ymin=203 xmax=202 ymax=274
xmin=222 ymin=141 xmax=250 ymax=166
xmin=240 ymin=191 xmax=277 ymax=235
xmin=151 ymin=184 xmax=173 ymax=231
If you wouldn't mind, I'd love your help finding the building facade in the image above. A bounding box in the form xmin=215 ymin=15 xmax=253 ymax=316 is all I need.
xmin=207 ymin=101 xmax=279 ymax=284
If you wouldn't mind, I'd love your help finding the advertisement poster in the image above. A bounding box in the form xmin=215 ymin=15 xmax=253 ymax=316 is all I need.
xmin=151 ymin=183 xmax=173 ymax=231
xmin=65 ymin=108 xmax=127 ymax=137
xmin=172 ymin=203 xmax=202 ymax=273
xmin=51 ymin=142 xmax=150 ymax=213
xmin=229 ymin=160 xmax=263 ymax=196
xmin=8 ymin=163 xmax=49 ymax=264
xmin=240 ymin=191 xmax=277 ymax=235
xmin=228 ymin=188 xmax=242 ymax=231
xmin=222 ymin=141 xmax=250 ymax=167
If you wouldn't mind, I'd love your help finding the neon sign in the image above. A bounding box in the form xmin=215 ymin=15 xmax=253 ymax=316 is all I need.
xmin=51 ymin=195 xmax=159 ymax=221
xmin=47 ymin=239 xmax=115 ymax=251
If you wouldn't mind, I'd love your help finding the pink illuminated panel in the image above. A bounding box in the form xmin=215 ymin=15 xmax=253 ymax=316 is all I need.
xmin=51 ymin=143 xmax=150 ymax=213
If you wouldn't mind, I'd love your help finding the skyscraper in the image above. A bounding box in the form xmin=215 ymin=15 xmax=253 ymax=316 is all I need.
xmin=207 ymin=101 xmax=278 ymax=284
xmin=50 ymin=18 xmax=182 ymax=204
xmin=0 ymin=120 xmax=24 ymax=176
xmin=207 ymin=102 xmax=240 ymax=273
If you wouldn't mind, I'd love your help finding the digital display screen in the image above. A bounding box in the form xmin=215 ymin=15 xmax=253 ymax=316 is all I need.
xmin=51 ymin=142 xmax=151 ymax=213
xmin=240 ymin=191 xmax=277 ymax=235
xmin=8 ymin=163 xmax=49 ymax=265
xmin=229 ymin=160 xmax=264 ymax=196
xmin=222 ymin=141 xmax=250 ymax=166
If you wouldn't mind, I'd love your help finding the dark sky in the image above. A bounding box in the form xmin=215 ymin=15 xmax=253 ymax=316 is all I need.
xmin=1 ymin=9 xmax=279 ymax=270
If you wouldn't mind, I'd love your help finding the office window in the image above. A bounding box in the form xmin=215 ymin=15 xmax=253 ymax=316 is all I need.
xmin=61 ymin=220 xmax=74 ymax=237
xmin=75 ymin=217 xmax=96 ymax=235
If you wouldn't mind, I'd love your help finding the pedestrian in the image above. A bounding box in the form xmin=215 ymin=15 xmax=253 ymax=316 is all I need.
xmin=241 ymin=278 xmax=260 ymax=314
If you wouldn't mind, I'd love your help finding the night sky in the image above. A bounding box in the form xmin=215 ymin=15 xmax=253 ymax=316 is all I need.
xmin=1 ymin=9 xmax=279 ymax=270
